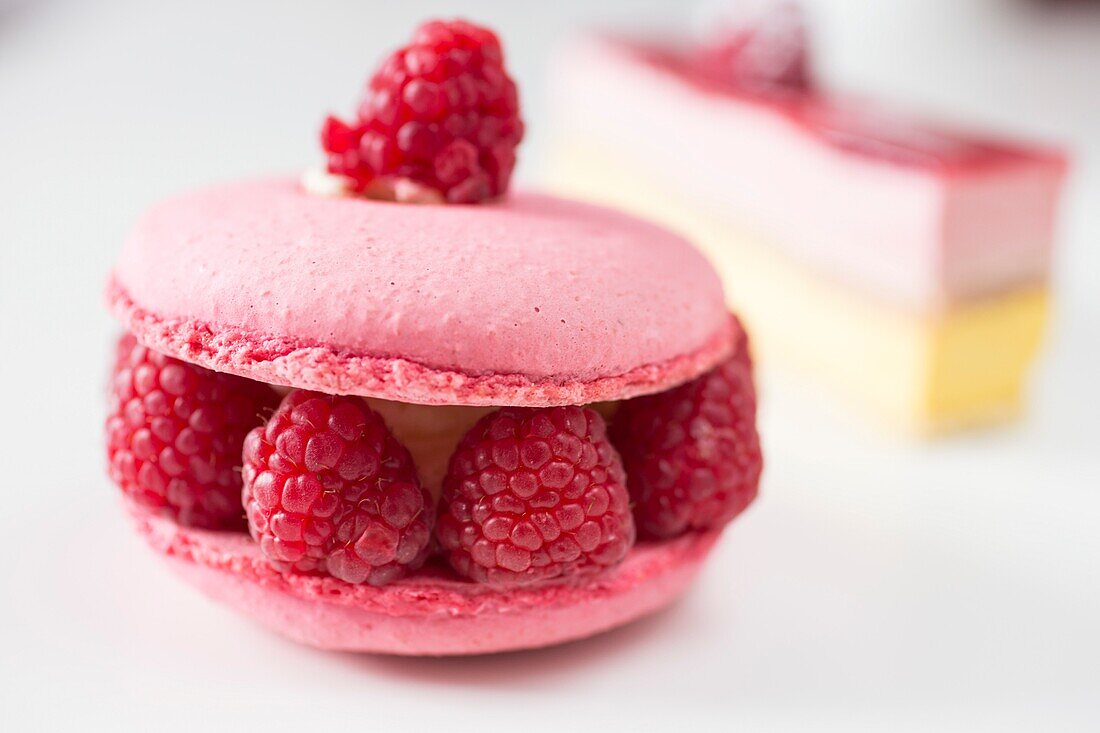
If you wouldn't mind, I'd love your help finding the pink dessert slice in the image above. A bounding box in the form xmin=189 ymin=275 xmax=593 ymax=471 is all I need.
xmin=549 ymin=35 xmax=1067 ymax=308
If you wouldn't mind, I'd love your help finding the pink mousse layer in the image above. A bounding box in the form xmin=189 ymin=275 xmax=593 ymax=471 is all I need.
xmin=549 ymin=36 xmax=1067 ymax=308
xmin=110 ymin=179 xmax=734 ymax=405
xmin=132 ymin=508 xmax=720 ymax=655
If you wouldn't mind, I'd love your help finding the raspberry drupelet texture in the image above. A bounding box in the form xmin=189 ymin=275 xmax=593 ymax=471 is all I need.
xmin=106 ymin=334 xmax=279 ymax=530
xmin=242 ymin=390 xmax=434 ymax=586
xmin=611 ymin=334 xmax=762 ymax=539
xmin=321 ymin=18 xmax=524 ymax=203
xmin=435 ymin=406 xmax=636 ymax=588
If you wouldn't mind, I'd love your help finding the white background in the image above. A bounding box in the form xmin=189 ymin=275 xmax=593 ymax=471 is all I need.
xmin=1 ymin=1 xmax=1098 ymax=730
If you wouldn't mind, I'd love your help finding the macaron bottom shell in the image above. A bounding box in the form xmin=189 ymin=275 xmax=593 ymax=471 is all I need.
xmin=133 ymin=506 xmax=720 ymax=655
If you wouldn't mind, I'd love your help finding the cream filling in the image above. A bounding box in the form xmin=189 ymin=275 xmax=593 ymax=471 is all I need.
xmin=299 ymin=167 xmax=445 ymax=204
xmin=265 ymin=385 xmax=620 ymax=501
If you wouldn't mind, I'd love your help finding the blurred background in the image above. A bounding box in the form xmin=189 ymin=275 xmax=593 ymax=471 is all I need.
xmin=1 ymin=1 xmax=1097 ymax=730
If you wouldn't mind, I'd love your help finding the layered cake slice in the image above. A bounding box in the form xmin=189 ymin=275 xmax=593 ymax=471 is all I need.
xmin=544 ymin=6 xmax=1067 ymax=432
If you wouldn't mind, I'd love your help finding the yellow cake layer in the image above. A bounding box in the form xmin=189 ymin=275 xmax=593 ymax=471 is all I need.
xmin=545 ymin=145 xmax=1049 ymax=433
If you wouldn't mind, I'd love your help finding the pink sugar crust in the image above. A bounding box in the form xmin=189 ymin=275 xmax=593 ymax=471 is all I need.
xmin=110 ymin=179 xmax=734 ymax=405
xmin=132 ymin=507 xmax=720 ymax=655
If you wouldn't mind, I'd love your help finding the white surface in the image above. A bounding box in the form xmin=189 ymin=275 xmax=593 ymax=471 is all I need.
xmin=1 ymin=1 xmax=1098 ymax=731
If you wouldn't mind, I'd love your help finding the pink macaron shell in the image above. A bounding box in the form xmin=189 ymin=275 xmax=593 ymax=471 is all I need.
xmin=107 ymin=278 xmax=737 ymax=406
xmin=110 ymin=179 xmax=736 ymax=405
xmin=132 ymin=507 xmax=721 ymax=655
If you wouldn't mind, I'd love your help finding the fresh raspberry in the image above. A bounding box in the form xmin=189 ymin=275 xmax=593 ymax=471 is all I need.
xmin=610 ymin=335 xmax=762 ymax=539
xmin=435 ymin=406 xmax=635 ymax=588
xmin=693 ymin=0 xmax=812 ymax=92
xmin=242 ymin=390 xmax=433 ymax=586
xmin=321 ymin=18 xmax=523 ymax=203
xmin=106 ymin=334 xmax=279 ymax=530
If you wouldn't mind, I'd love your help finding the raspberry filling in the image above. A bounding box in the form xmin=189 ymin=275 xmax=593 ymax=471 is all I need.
xmin=106 ymin=334 xmax=762 ymax=589
xmin=107 ymin=334 xmax=281 ymax=530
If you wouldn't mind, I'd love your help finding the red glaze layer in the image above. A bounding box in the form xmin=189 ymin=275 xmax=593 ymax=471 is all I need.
xmin=619 ymin=39 xmax=1065 ymax=174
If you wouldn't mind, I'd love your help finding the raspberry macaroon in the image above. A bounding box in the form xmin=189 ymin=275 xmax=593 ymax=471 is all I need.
xmin=104 ymin=18 xmax=761 ymax=655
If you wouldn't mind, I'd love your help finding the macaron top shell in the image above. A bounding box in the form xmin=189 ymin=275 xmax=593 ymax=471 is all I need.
xmin=109 ymin=178 xmax=735 ymax=405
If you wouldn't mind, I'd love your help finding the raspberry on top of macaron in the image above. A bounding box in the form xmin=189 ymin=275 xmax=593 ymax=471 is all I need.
xmin=320 ymin=19 xmax=524 ymax=203
xmin=106 ymin=16 xmax=761 ymax=623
